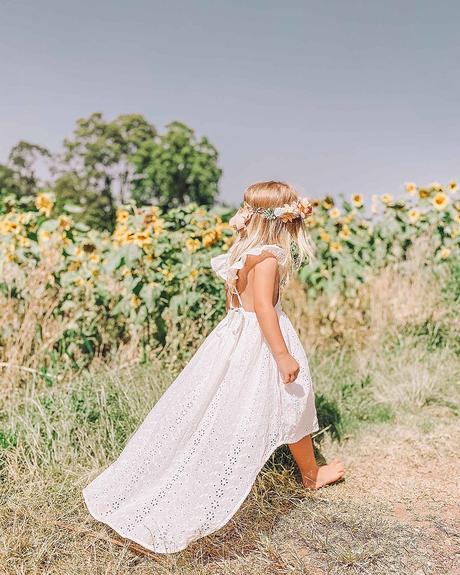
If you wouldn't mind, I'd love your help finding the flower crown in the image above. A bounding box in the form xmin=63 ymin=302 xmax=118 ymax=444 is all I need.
xmin=229 ymin=198 xmax=313 ymax=231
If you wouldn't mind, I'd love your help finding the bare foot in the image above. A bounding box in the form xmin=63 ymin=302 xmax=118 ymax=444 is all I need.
xmin=302 ymin=458 xmax=345 ymax=490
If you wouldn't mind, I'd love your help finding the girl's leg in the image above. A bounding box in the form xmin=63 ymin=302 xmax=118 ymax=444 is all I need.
xmin=288 ymin=434 xmax=345 ymax=489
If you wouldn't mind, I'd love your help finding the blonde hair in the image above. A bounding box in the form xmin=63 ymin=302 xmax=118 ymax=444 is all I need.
xmin=228 ymin=180 xmax=315 ymax=287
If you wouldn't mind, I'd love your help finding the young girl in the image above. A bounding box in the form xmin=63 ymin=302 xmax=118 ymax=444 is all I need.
xmin=83 ymin=180 xmax=345 ymax=554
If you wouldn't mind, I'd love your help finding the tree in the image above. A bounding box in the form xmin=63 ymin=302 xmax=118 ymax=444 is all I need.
xmin=0 ymin=141 xmax=51 ymax=211
xmin=131 ymin=121 xmax=222 ymax=207
xmin=61 ymin=113 xmax=157 ymax=204
xmin=53 ymin=172 xmax=116 ymax=232
xmin=0 ymin=114 xmax=222 ymax=223
xmin=8 ymin=140 xmax=51 ymax=192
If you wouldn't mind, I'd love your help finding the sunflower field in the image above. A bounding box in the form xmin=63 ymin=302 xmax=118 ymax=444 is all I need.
xmin=0 ymin=181 xmax=459 ymax=379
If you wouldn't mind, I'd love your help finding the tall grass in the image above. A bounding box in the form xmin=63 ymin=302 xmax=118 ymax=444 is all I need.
xmin=1 ymin=246 xmax=459 ymax=574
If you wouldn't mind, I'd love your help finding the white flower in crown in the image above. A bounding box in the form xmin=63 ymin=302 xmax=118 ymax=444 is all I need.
xmin=274 ymin=203 xmax=301 ymax=223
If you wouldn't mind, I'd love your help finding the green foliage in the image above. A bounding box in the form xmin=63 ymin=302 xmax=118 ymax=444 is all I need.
xmin=131 ymin=121 xmax=222 ymax=207
xmin=300 ymin=185 xmax=460 ymax=295
xmin=0 ymin=113 xmax=222 ymax=230
xmin=314 ymin=393 xmax=342 ymax=441
xmin=53 ymin=172 xmax=116 ymax=232
xmin=0 ymin=141 xmax=50 ymax=208
xmin=0 ymin=182 xmax=459 ymax=376
xmin=62 ymin=112 xmax=157 ymax=204
xmin=0 ymin=199 xmax=233 ymax=373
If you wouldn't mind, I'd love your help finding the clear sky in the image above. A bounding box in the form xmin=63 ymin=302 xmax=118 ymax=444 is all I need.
xmin=1 ymin=0 xmax=459 ymax=205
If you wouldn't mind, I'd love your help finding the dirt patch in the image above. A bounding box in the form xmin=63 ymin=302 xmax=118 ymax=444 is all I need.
xmin=316 ymin=415 xmax=460 ymax=574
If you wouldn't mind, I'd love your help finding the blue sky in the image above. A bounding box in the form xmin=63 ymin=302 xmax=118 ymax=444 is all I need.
xmin=1 ymin=0 xmax=459 ymax=204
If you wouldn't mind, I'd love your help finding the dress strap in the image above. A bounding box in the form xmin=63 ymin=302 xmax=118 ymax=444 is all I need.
xmin=229 ymin=285 xmax=244 ymax=310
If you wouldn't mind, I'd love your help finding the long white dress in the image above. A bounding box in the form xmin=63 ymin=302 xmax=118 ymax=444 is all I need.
xmin=83 ymin=244 xmax=319 ymax=554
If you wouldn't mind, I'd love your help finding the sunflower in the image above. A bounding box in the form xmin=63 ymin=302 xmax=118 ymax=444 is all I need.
xmin=329 ymin=208 xmax=341 ymax=219
xmin=330 ymin=242 xmax=343 ymax=253
xmin=319 ymin=229 xmax=330 ymax=242
xmin=2 ymin=220 xmax=20 ymax=234
xmin=408 ymin=208 xmax=420 ymax=223
xmin=130 ymin=294 xmax=141 ymax=308
xmin=35 ymin=193 xmax=54 ymax=217
xmin=339 ymin=225 xmax=351 ymax=239
xmin=418 ymin=188 xmax=430 ymax=199
xmin=222 ymin=235 xmax=234 ymax=251
xmin=432 ymin=192 xmax=449 ymax=211
xmin=143 ymin=213 xmax=156 ymax=226
xmin=405 ymin=182 xmax=417 ymax=195
xmin=439 ymin=247 xmax=451 ymax=259
xmin=448 ymin=181 xmax=458 ymax=193
xmin=58 ymin=215 xmax=72 ymax=230
xmin=113 ymin=224 xmax=130 ymax=245
xmin=68 ymin=260 xmax=80 ymax=272
xmin=161 ymin=269 xmax=174 ymax=282
xmin=153 ymin=220 xmax=164 ymax=236
xmin=134 ymin=232 xmax=152 ymax=248
xmin=214 ymin=223 xmax=227 ymax=238
xmin=380 ymin=194 xmax=393 ymax=205
xmin=189 ymin=269 xmax=199 ymax=281
xmin=186 ymin=238 xmax=201 ymax=253
xmin=202 ymin=232 xmax=217 ymax=248
xmin=116 ymin=209 xmax=129 ymax=223
xmin=351 ymin=194 xmax=363 ymax=208
xmin=429 ymin=182 xmax=443 ymax=192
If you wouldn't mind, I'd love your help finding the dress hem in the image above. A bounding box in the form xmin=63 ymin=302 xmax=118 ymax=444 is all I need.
xmin=82 ymin=422 xmax=320 ymax=554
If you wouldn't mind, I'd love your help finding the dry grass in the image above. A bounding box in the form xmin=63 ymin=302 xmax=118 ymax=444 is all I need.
xmin=2 ymin=410 xmax=458 ymax=574
xmin=0 ymin=250 xmax=68 ymax=394
xmin=1 ymin=249 xmax=459 ymax=574
xmin=284 ymin=240 xmax=457 ymax=355
xmin=2 ymin=334 xmax=459 ymax=574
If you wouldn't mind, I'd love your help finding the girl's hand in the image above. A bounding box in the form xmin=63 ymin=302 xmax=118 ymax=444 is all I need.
xmin=276 ymin=352 xmax=300 ymax=384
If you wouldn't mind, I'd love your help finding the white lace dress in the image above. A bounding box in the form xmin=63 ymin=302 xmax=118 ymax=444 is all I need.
xmin=83 ymin=244 xmax=319 ymax=553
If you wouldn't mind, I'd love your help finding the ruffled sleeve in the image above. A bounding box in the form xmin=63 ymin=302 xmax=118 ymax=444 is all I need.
xmin=210 ymin=244 xmax=287 ymax=287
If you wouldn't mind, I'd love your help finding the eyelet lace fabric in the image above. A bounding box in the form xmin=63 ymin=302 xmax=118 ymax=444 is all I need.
xmin=83 ymin=244 xmax=319 ymax=554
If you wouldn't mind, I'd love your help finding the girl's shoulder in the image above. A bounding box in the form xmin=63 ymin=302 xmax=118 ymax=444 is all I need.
xmin=211 ymin=244 xmax=288 ymax=285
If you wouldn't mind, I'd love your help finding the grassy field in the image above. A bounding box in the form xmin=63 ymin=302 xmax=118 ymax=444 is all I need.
xmin=1 ymin=251 xmax=459 ymax=574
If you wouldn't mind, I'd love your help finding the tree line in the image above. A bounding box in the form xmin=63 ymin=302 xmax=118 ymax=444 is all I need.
xmin=0 ymin=113 xmax=222 ymax=230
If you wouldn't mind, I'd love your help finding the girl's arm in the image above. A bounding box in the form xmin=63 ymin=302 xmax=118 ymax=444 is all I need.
xmin=253 ymin=257 xmax=300 ymax=384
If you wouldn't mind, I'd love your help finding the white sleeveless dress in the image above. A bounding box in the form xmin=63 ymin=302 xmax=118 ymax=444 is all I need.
xmin=83 ymin=244 xmax=319 ymax=553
